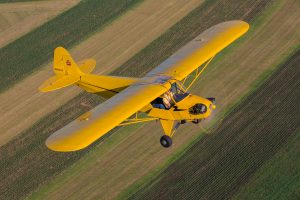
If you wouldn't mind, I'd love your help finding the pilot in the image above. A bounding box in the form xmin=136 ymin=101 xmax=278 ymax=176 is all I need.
xmin=162 ymin=90 xmax=174 ymax=109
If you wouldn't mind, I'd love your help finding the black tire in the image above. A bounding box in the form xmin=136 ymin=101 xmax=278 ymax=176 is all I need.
xmin=192 ymin=119 xmax=201 ymax=124
xmin=160 ymin=135 xmax=172 ymax=148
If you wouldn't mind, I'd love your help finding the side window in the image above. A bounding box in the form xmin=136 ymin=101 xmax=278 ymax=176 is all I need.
xmin=170 ymin=83 xmax=177 ymax=94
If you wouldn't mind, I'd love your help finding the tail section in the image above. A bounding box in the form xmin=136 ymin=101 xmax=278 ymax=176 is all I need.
xmin=39 ymin=47 xmax=137 ymax=97
xmin=39 ymin=75 xmax=79 ymax=92
xmin=39 ymin=47 xmax=95 ymax=92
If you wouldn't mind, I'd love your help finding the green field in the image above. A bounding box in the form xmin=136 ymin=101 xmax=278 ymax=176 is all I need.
xmin=0 ymin=0 xmax=142 ymax=92
xmin=232 ymin=128 xmax=300 ymax=200
xmin=128 ymin=48 xmax=300 ymax=200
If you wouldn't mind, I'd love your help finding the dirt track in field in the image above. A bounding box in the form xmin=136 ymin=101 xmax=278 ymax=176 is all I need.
xmin=29 ymin=0 xmax=300 ymax=199
xmin=0 ymin=0 xmax=203 ymax=147
xmin=0 ymin=0 xmax=79 ymax=48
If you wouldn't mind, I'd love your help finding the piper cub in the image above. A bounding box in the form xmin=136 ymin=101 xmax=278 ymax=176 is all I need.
xmin=39 ymin=21 xmax=249 ymax=151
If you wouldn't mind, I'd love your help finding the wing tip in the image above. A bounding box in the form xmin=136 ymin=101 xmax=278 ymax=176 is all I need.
xmin=239 ymin=20 xmax=250 ymax=31
xmin=45 ymin=136 xmax=84 ymax=152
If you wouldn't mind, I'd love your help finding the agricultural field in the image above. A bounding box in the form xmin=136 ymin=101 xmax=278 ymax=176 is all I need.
xmin=0 ymin=0 xmax=299 ymax=199
xmin=232 ymin=127 xmax=300 ymax=200
xmin=0 ymin=0 xmax=79 ymax=48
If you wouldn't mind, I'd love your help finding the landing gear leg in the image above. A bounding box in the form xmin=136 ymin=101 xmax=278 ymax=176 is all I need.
xmin=160 ymin=135 xmax=172 ymax=148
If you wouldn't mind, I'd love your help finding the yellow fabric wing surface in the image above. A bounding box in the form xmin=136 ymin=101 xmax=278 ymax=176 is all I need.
xmin=46 ymin=80 xmax=169 ymax=151
xmin=46 ymin=20 xmax=249 ymax=151
xmin=146 ymin=20 xmax=249 ymax=80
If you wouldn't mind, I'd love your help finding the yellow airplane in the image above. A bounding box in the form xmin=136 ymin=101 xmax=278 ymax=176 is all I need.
xmin=39 ymin=20 xmax=249 ymax=152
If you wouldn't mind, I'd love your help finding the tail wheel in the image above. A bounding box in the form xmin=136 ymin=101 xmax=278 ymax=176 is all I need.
xmin=160 ymin=135 xmax=172 ymax=148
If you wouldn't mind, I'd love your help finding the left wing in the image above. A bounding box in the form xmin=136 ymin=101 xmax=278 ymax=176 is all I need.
xmin=46 ymin=77 xmax=170 ymax=152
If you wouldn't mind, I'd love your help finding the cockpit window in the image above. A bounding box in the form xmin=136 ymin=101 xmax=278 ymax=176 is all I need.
xmin=170 ymin=82 xmax=189 ymax=102
xmin=170 ymin=82 xmax=186 ymax=95
xmin=151 ymin=81 xmax=189 ymax=110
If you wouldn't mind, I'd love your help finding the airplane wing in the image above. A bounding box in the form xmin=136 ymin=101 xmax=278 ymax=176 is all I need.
xmin=146 ymin=20 xmax=249 ymax=80
xmin=46 ymin=76 xmax=170 ymax=152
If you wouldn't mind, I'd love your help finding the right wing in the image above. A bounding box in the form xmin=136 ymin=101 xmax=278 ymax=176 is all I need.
xmin=46 ymin=77 xmax=170 ymax=152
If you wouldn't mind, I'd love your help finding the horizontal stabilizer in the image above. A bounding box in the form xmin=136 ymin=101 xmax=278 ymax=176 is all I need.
xmin=78 ymin=59 xmax=96 ymax=74
xmin=39 ymin=75 xmax=79 ymax=92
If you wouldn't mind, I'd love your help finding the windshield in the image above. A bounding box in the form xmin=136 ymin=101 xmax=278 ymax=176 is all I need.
xmin=151 ymin=81 xmax=189 ymax=110
xmin=169 ymin=82 xmax=189 ymax=103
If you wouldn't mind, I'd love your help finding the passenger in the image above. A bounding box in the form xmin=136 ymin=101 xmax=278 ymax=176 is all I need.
xmin=153 ymin=103 xmax=165 ymax=109
xmin=152 ymin=98 xmax=166 ymax=109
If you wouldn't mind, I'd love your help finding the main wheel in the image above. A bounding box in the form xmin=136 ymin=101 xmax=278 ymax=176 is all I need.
xmin=160 ymin=135 xmax=172 ymax=148
xmin=192 ymin=119 xmax=201 ymax=124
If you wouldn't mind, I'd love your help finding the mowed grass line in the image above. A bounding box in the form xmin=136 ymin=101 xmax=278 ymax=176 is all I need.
xmin=128 ymin=47 xmax=300 ymax=200
xmin=0 ymin=0 xmax=142 ymax=93
xmin=232 ymin=128 xmax=300 ymax=200
xmin=0 ymin=0 xmax=272 ymax=200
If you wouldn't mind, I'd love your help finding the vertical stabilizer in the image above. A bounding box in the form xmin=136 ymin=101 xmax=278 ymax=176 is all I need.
xmin=53 ymin=47 xmax=83 ymax=76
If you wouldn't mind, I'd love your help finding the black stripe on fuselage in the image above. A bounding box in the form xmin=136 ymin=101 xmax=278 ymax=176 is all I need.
xmin=79 ymin=81 xmax=120 ymax=94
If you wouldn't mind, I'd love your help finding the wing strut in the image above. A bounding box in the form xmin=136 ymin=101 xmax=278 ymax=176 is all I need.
xmin=118 ymin=113 xmax=158 ymax=126
xmin=184 ymin=55 xmax=215 ymax=91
